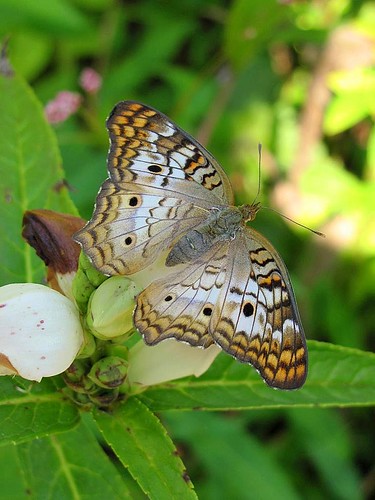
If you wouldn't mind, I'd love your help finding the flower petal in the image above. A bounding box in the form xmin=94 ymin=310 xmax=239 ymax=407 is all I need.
xmin=0 ymin=284 xmax=83 ymax=381
xmin=22 ymin=209 xmax=85 ymax=298
xmin=127 ymin=339 xmax=221 ymax=388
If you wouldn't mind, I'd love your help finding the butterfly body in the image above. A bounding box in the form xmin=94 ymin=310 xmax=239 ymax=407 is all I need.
xmin=166 ymin=204 xmax=259 ymax=266
xmin=75 ymin=101 xmax=308 ymax=390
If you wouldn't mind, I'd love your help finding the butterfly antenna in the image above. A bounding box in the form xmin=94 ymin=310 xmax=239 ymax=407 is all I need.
xmin=251 ymin=143 xmax=262 ymax=206
xmin=264 ymin=206 xmax=325 ymax=237
xmin=250 ymin=145 xmax=323 ymax=237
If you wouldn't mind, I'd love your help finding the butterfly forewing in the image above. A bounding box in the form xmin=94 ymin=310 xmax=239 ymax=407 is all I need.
xmin=75 ymin=179 xmax=209 ymax=275
xmin=106 ymin=101 xmax=234 ymax=205
xmin=75 ymin=101 xmax=234 ymax=274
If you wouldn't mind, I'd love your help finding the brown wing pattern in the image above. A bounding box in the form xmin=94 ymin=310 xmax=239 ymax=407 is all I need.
xmin=210 ymin=230 xmax=307 ymax=389
xmin=75 ymin=101 xmax=234 ymax=274
xmin=135 ymin=230 xmax=307 ymax=389
xmin=75 ymin=179 xmax=208 ymax=275
xmin=106 ymin=101 xmax=234 ymax=206
xmin=75 ymin=100 xmax=308 ymax=389
xmin=134 ymin=243 xmax=230 ymax=349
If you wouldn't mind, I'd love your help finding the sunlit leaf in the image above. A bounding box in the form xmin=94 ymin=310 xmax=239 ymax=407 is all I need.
xmin=138 ymin=342 xmax=375 ymax=411
xmin=0 ymin=61 xmax=77 ymax=285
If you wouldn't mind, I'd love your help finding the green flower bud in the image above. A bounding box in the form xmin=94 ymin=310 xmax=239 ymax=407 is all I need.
xmin=64 ymin=360 xmax=87 ymax=383
xmin=77 ymin=328 xmax=96 ymax=359
xmin=72 ymin=253 xmax=108 ymax=313
xmin=107 ymin=344 xmax=129 ymax=360
xmin=71 ymin=392 xmax=93 ymax=409
xmin=86 ymin=276 xmax=141 ymax=339
xmin=88 ymin=387 xmax=120 ymax=407
xmin=64 ymin=374 xmax=97 ymax=394
xmin=88 ymin=356 xmax=128 ymax=389
xmin=80 ymin=252 xmax=108 ymax=288
xmin=63 ymin=360 xmax=97 ymax=394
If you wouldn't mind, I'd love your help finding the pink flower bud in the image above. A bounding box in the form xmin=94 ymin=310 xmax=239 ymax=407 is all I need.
xmin=79 ymin=68 xmax=102 ymax=94
xmin=45 ymin=91 xmax=82 ymax=124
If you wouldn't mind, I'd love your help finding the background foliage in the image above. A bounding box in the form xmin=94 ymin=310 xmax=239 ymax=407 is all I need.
xmin=0 ymin=0 xmax=374 ymax=498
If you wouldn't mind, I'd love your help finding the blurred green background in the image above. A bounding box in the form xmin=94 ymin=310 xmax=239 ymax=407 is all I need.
xmin=1 ymin=0 xmax=374 ymax=497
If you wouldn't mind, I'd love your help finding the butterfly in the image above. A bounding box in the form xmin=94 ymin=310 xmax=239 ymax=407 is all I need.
xmin=74 ymin=101 xmax=307 ymax=390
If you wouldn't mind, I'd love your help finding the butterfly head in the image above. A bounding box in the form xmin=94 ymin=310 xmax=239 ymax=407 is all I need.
xmin=239 ymin=202 xmax=262 ymax=223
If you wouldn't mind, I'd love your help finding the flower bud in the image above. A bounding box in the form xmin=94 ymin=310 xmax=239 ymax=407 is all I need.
xmin=77 ymin=329 xmax=96 ymax=359
xmin=45 ymin=91 xmax=82 ymax=123
xmin=88 ymin=387 xmax=119 ymax=407
xmin=72 ymin=253 xmax=107 ymax=313
xmin=63 ymin=360 xmax=97 ymax=394
xmin=64 ymin=359 xmax=87 ymax=383
xmin=86 ymin=276 xmax=141 ymax=340
xmin=88 ymin=356 xmax=128 ymax=389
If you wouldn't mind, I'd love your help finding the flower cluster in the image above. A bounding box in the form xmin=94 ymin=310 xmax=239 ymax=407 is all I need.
xmin=79 ymin=67 xmax=102 ymax=94
xmin=45 ymin=67 xmax=102 ymax=124
xmin=0 ymin=210 xmax=220 ymax=403
xmin=45 ymin=91 xmax=82 ymax=124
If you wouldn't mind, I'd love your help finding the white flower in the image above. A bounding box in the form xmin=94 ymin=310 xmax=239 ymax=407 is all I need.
xmin=0 ymin=284 xmax=84 ymax=381
xmin=127 ymin=338 xmax=221 ymax=389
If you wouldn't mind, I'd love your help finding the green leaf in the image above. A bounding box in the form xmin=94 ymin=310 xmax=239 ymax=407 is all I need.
xmin=324 ymin=92 xmax=371 ymax=135
xmin=93 ymin=397 xmax=197 ymax=500
xmin=102 ymin=14 xmax=194 ymax=109
xmin=0 ymin=58 xmax=77 ymax=286
xmin=324 ymin=68 xmax=375 ymax=134
xmin=138 ymin=341 xmax=375 ymax=411
xmin=0 ymin=0 xmax=92 ymax=36
xmin=165 ymin=411 xmax=300 ymax=500
xmin=16 ymin=419 xmax=133 ymax=498
xmin=0 ymin=378 xmax=79 ymax=446
xmin=288 ymin=409 xmax=361 ymax=500
xmin=0 ymin=443 xmax=28 ymax=497
xmin=8 ymin=32 xmax=53 ymax=80
xmin=224 ymin=0 xmax=290 ymax=71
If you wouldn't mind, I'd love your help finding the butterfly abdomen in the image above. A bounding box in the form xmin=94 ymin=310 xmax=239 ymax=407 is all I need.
xmin=166 ymin=228 xmax=213 ymax=266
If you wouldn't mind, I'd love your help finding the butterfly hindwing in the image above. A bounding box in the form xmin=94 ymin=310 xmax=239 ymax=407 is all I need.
xmin=135 ymin=229 xmax=307 ymax=389
xmin=210 ymin=231 xmax=307 ymax=389
xmin=134 ymin=242 xmax=230 ymax=349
